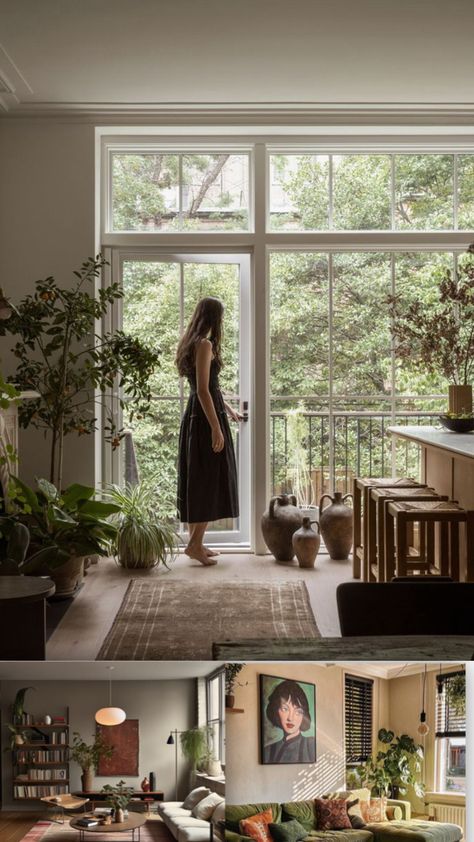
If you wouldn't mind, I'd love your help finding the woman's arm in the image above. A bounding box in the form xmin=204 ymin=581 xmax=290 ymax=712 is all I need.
xmin=224 ymin=400 xmax=243 ymax=422
xmin=196 ymin=338 xmax=224 ymax=453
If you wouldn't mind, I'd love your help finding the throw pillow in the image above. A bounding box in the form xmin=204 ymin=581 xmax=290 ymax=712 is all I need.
xmin=192 ymin=792 xmax=224 ymax=820
xmin=240 ymin=808 xmax=274 ymax=842
xmin=360 ymin=797 xmax=388 ymax=823
xmin=213 ymin=801 xmax=225 ymax=825
xmin=314 ymin=798 xmax=352 ymax=831
xmin=268 ymin=819 xmax=308 ymax=842
xmin=346 ymin=802 xmax=366 ymax=829
xmin=182 ymin=787 xmax=211 ymax=810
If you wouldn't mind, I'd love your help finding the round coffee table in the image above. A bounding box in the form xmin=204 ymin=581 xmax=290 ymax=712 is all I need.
xmin=70 ymin=813 xmax=146 ymax=841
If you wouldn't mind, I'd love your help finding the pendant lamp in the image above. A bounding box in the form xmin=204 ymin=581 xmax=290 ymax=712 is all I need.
xmin=95 ymin=666 xmax=126 ymax=726
xmin=417 ymin=664 xmax=430 ymax=737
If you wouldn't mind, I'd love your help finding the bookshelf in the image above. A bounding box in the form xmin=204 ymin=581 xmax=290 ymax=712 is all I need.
xmin=11 ymin=708 xmax=70 ymax=801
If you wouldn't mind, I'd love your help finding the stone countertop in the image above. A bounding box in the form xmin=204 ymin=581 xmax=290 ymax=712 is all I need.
xmin=387 ymin=425 xmax=474 ymax=460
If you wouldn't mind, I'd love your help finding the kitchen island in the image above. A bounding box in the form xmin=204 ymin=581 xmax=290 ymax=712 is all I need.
xmin=388 ymin=425 xmax=474 ymax=580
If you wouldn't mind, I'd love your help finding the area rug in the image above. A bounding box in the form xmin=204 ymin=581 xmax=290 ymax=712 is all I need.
xmin=21 ymin=819 xmax=168 ymax=841
xmin=97 ymin=579 xmax=319 ymax=660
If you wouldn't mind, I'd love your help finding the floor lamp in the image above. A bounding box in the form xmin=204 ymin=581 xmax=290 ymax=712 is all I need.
xmin=167 ymin=730 xmax=183 ymax=801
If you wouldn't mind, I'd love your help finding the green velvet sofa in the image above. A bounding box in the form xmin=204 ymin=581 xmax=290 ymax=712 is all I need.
xmin=225 ymin=800 xmax=463 ymax=842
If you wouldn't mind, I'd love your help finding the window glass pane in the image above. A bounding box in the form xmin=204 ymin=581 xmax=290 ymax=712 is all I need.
xmin=269 ymin=155 xmax=329 ymax=230
xmin=112 ymin=154 xmax=179 ymax=231
xmin=209 ymin=676 xmax=220 ymax=721
xmin=457 ymin=155 xmax=474 ymax=229
xmin=395 ymin=155 xmax=454 ymax=229
xmin=438 ymin=738 xmax=466 ymax=793
xmin=182 ymin=154 xmax=249 ymax=231
xmin=333 ymin=155 xmax=391 ymax=230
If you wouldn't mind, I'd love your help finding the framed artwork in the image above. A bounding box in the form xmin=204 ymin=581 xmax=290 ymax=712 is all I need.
xmin=259 ymin=673 xmax=316 ymax=764
xmin=96 ymin=719 xmax=139 ymax=776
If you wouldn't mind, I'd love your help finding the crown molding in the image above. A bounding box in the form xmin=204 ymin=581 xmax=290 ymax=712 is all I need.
xmin=2 ymin=100 xmax=474 ymax=124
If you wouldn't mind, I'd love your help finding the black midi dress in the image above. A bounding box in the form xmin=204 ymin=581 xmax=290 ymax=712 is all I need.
xmin=177 ymin=359 xmax=239 ymax=523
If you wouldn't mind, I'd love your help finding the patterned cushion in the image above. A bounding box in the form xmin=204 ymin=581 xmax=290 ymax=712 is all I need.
xmin=360 ymin=797 xmax=387 ymax=823
xmin=239 ymin=809 xmax=274 ymax=842
xmin=314 ymin=798 xmax=352 ymax=830
xmin=226 ymin=804 xmax=281 ymax=834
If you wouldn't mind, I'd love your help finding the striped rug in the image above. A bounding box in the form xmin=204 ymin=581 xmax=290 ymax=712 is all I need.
xmin=97 ymin=579 xmax=319 ymax=660
xmin=21 ymin=818 xmax=169 ymax=841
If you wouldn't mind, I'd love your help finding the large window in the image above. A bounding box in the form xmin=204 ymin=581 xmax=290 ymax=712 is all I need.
xmin=435 ymin=670 xmax=466 ymax=794
xmin=345 ymin=673 xmax=373 ymax=768
xmin=207 ymin=668 xmax=225 ymax=764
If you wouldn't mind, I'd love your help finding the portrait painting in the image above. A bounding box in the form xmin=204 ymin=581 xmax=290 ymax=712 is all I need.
xmin=259 ymin=673 xmax=316 ymax=764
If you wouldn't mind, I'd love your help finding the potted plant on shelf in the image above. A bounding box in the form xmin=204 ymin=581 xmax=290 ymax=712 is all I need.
xmin=4 ymin=477 xmax=120 ymax=597
xmin=0 ymin=255 xmax=160 ymax=489
xmin=445 ymin=673 xmax=465 ymax=716
xmin=101 ymin=780 xmax=135 ymax=824
xmin=106 ymin=480 xmax=179 ymax=570
xmin=388 ymin=244 xmax=474 ymax=432
xmin=71 ymin=731 xmax=114 ymax=793
xmin=225 ymin=663 xmax=247 ymax=709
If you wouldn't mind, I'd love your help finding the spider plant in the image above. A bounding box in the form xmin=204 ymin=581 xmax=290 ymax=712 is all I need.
xmin=106 ymin=481 xmax=178 ymax=570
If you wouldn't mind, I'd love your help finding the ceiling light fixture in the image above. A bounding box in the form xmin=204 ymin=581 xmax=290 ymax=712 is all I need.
xmin=417 ymin=664 xmax=430 ymax=737
xmin=95 ymin=666 xmax=126 ymax=726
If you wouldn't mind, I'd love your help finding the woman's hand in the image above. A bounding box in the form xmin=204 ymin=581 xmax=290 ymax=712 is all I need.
xmin=225 ymin=404 xmax=244 ymax=422
xmin=212 ymin=424 xmax=225 ymax=453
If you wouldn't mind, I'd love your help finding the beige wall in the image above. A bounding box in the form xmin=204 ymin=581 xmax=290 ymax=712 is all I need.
xmin=0 ymin=120 xmax=96 ymax=487
xmin=226 ymin=663 xmax=388 ymax=805
xmin=0 ymin=678 xmax=196 ymax=810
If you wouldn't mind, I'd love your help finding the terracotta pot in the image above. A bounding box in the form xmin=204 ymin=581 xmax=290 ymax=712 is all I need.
xmin=50 ymin=555 xmax=84 ymax=598
xmin=319 ymin=492 xmax=353 ymax=560
xmin=225 ymin=693 xmax=235 ymax=709
xmin=292 ymin=517 xmax=320 ymax=568
xmin=261 ymin=494 xmax=303 ymax=561
xmin=448 ymin=384 xmax=472 ymax=415
xmin=81 ymin=769 xmax=93 ymax=792
xmin=115 ymin=808 xmax=124 ymax=824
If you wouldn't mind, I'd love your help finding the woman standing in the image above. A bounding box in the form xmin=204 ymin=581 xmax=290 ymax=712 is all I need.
xmin=176 ymin=297 xmax=241 ymax=566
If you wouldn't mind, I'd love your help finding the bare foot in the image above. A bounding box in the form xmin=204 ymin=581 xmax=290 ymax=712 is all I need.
xmin=184 ymin=545 xmax=218 ymax=566
xmin=205 ymin=546 xmax=220 ymax=557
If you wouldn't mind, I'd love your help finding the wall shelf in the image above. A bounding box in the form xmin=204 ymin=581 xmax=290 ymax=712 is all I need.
xmin=225 ymin=708 xmax=244 ymax=713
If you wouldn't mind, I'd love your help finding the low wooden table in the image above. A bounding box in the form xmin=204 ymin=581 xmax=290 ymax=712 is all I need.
xmin=70 ymin=813 xmax=146 ymax=841
xmin=213 ymin=636 xmax=474 ymax=660
xmin=0 ymin=575 xmax=55 ymax=659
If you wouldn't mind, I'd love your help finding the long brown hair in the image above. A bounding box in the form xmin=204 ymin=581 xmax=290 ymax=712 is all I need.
xmin=176 ymin=296 xmax=224 ymax=377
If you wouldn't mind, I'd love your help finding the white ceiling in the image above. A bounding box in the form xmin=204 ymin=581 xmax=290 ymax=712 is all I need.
xmin=1 ymin=0 xmax=474 ymax=117
xmin=0 ymin=661 xmax=222 ymax=681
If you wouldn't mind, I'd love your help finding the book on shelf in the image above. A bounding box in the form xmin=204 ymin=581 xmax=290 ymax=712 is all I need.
xmin=14 ymin=784 xmax=69 ymax=798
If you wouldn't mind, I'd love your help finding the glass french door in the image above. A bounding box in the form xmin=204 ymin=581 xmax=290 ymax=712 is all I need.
xmin=111 ymin=251 xmax=251 ymax=546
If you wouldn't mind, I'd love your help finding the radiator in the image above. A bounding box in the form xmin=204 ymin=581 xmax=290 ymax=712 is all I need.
xmin=428 ymin=802 xmax=465 ymax=828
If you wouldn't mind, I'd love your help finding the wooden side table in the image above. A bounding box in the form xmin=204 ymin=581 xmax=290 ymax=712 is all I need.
xmin=0 ymin=576 xmax=55 ymax=659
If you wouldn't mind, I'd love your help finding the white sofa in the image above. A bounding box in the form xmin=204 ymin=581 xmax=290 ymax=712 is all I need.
xmin=158 ymin=793 xmax=225 ymax=842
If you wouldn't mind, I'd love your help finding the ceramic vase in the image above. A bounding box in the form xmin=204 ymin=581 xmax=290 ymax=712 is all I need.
xmin=225 ymin=693 xmax=235 ymax=708
xmin=81 ymin=768 xmax=93 ymax=792
xmin=261 ymin=494 xmax=303 ymax=561
xmin=141 ymin=776 xmax=150 ymax=792
xmin=319 ymin=492 xmax=353 ymax=560
xmin=292 ymin=517 xmax=320 ymax=568
xmin=115 ymin=808 xmax=124 ymax=824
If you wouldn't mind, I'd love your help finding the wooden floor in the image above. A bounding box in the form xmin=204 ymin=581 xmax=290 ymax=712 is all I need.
xmin=0 ymin=811 xmax=44 ymax=842
xmin=47 ymin=551 xmax=352 ymax=660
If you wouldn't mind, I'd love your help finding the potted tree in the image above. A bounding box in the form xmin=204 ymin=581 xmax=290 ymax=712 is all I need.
xmin=71 ymin=731 xmax=114 ymax=793
xmin=389 ymin=245 xmax=474 ymax=431
xmin=101 ymin=781 xmax=135 ymax=824
xmin=106 ymin=481 xmax=179 ymax=570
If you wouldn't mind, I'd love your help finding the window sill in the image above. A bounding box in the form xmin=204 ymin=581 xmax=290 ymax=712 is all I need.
xmin=424 ymin=792 xmax=465 ymax=806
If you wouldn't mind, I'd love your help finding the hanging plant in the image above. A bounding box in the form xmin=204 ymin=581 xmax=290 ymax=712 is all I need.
xmin=446 ymin=674 xmax=466 ymax=716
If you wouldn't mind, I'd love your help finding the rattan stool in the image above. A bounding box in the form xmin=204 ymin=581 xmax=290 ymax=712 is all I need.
xmin=367 ymin=486 xmax=447 ymax=581
xmin=352 ymin=477 xmax=424 ymax=579
xmin=385 ymin=499 xmax=472 ymax=581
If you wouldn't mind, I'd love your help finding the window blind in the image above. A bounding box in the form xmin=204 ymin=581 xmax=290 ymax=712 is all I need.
xmin=345 ymin=674 xmax=373 ymax=765
xmin=436 ymin=670 xmax=466 ymax=738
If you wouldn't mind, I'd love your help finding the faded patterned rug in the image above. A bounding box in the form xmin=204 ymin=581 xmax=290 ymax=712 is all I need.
xmin=21 ymin=818 xmax=168 ymax=841
xmin=97 ymin=579 xmax=319 ymax=660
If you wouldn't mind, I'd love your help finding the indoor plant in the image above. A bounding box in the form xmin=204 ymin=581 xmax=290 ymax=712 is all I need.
xmin=388 ymin=244 xmax=474 ymax=426
xmin=286 ymin=407 xmax=318 ymax=520
xmin=101 ymin=780 xmax=135 ymax=824
xmin=5 ymin=477 xmax=120 ymax=597
xmin=71 ymin=731 xmax=114 ymax=793
xmin=180 ymin=725 xmax=213 ymax=783
xmin=225 ymin=663 xmax=247 ymax=708
xmin=0 ymin=255 xmax=160 ymax=489
xmin=445 ymin=673 xmax=466 ymax=716
xmin=106 ymin=481 xmax=179 ymax=569
xmin=358 ymin=728 xmax=425 ymax=799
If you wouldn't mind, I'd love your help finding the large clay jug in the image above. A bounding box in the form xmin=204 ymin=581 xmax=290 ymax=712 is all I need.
xmin=292 ymin=517 xmax=320 ymax=568
xmin=261 ymin=494 xmax=303 ymax=561
xmin=319 ymin=491 xmax=353 ymax=560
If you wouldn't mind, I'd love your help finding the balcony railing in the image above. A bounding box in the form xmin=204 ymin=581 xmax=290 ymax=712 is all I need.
xmin=271 ymin=410 xmax=440 ymax=500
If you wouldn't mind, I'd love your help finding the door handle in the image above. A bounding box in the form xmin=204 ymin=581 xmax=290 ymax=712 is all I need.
xmin=241 ymin=400 xmax=249 ymax=422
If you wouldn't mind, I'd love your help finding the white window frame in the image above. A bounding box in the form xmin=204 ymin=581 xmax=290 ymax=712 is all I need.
xmin=97 ymin=129 xmax=474 ymax=553
xmin=206 ymin=666 xmax=226 ymax=765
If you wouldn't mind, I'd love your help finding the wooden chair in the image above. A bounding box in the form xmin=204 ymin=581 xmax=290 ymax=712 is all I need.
xmin=385 ymin=499 xmax=474 ymax=581
xmin=352 ymin=477 xmax=424 ymax=579
xmin=366 ymin=486 xmax=446 ymax=581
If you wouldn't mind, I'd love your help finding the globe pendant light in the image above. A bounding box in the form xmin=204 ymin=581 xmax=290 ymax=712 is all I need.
xmin=95 ymin=666 xmax=126 ymax=726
